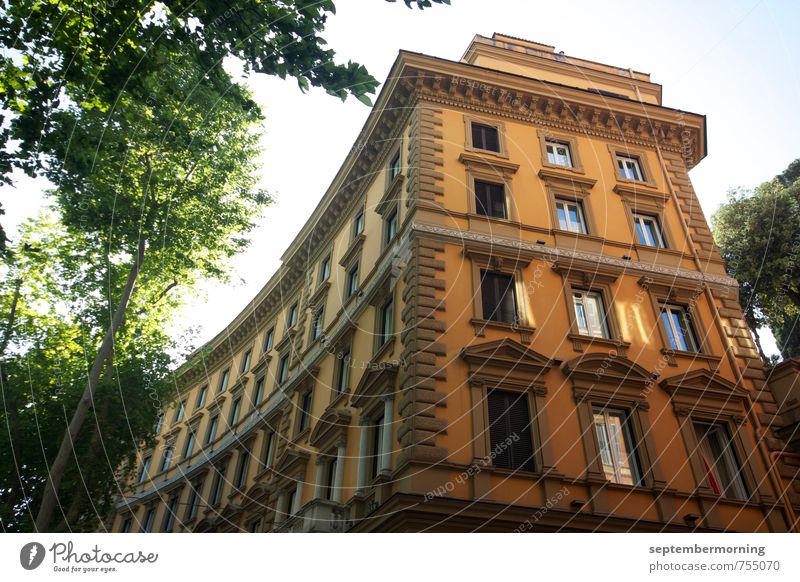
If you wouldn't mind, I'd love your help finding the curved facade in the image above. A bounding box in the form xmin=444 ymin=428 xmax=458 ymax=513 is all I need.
xmin=108 ymin=34 xmax=800 ymax=534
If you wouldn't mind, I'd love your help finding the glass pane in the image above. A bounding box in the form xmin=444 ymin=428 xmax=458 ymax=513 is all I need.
xmin=661 ymin=310 xmax=679 ymax=350
xmin=584 ymin=294 xmax=605 ymax=337
xmin=593 ymin=414 xmax=615 ymax=479
xmin=557 ymin=204 xmax=568 ymax=229
xmin=669 ymin=310 xmax=689 ymax=351
xmin=635 ymin=220 xmax=647 ymax=245
xmin=607 ymin=413 xmax=635 ymax=485
xmin=567 ymin=205 xmax=581 ymax=230
xmin=573 ymin=296 xmax=588 ymax=335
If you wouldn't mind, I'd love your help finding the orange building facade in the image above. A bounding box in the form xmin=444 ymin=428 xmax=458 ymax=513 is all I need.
xmin=107 ymin=34 xmax=800 ymax=533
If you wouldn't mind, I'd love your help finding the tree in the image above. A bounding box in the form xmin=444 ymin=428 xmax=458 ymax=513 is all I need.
xmin=712 ymin=159 xmax=800 ymax=362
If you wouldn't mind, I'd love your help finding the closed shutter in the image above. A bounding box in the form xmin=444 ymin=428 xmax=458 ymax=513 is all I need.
xmin=487 ymin=389 xmax=535 ymax=472
xmin=481 ymin=271 xmax=517 ymax=323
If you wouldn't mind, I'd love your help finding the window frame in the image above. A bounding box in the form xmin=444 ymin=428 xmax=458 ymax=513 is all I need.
xmin=473 ymin=178 xmax=508 ymax=220
xmin=536 ymin=129 xmax=584 ymax=173
xmin=277 ymin=353 xmax=290 ymax=385
xmin=252 ymin=376 xmax=265 ymax=408
xmin=229 ymin=395 xmax=242 ymax=428
xmin=692 ymin=420 xmax=748 ymax=500
xmin=296 ymin=388 xmax=313 ymax=435
xmin=205 ymin=415 xmax=219 ymax=445
xmin=174 ymin=400 xmax=186 ymax=423
xmin=141 ymin=507 xmax=156 ymax=533
xmin=480 ymin=269 xmax=519 ymax=325
xmin=217 ymin=368 xmax=230 ymax=393
xmin=383 ymin=206 xmax=399 ymax=248
xmin=464 ymin=114 xmax=508 ymax=157
xmin=571 ymin=289 xmax=611 ymax=339
xmin=287 ymin=302 xmax=298 ymax=329
xmin=320 ymin=255 xmax=331 ymax=282
xmin=138 ymin=455 xmax=152 ymax=483
xmin=160 ymin=445 xmax=173 ymax=473
xmin=554 ymin=197 xmax=588 ymax=234
xmin=346 ymin=262 xmax=360 ymax=300
xmin=608 ymin=145 xmax=657 ymax=188
xmin=195 ymin=385 xmax=208 ymax=409
xmin=632 ymin=212 xmax=666 ymax=248
xmin=660 ymin=303 xmax=700 ymax=353
xmin=240 ymin=348 xmax=252 ymax=374
xmin=310 ymin=304 xmax=324 ymax=342
xmin=388 ymin=150 xmax=401 ymax=182
xmin=486 ymin=387 xmax=537 ymax=473
xmin=592 ymin=406 xmax=643 ymax=486
xmin=352 ymin=207 xmax=365 ymax=239
xmin=263 ymin=326 xmax=275 ymax=354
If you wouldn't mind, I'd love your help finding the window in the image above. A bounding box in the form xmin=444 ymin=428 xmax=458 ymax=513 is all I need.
xmin=555 ymin=199 xmax=587 ymax=233
xmin=249 ymin=518 xmax=262 ymax=533
xmin=218 ymin=368 xmax=230 ymax=393
xmin=196 ymin=385 xmax=208 ymax=409
xmin=160 ymin=446 xmax=173 ymax=472
xmin=389 ymin=151 xmax=401 ymax=181
xmin=230 ymin=396 xmax=242 ymax=427
xmin=262 ymin=431 xmax=276 ymax=469
xmin=661 ymin=304 xmax=699 ymax=352
xmin=693 ymin=421 xmax=747 ymax=500
xmin=320 ymin=256 xmax=331 ymax=281
xmin=285 ymin=488 xmax=297 ymax=517
xmin=185 ymin=481 xmax=202 ymax=521
xmin=353 ymin=208 xmax=365 ymax=238
xmin=138 ymin=456 xmax=152 ymax=483
xmin=370 ymin=414 xmax=384 ymax=480
xmin=297 ymin=390 xmax=313 ymax=433
xmin=593 ymin=408 xmax=641 ymax=486
xmin=252 ymin=377 xmax=265 ymax=407
xmin=325 ymin=457 xmax=337 ymax=500
xmin=288 ymin=303 xmax=298 ymax=328
xmin=240 ymin=349 xmax=252 ymax=374
xmin=175 ymin=400 xmax=186 ymax=423
xmin=183 ymin=431 xmax=196 ymax=459
xmin=235 ymin=449 xmax=250 ymax=490
xmin=153 ymin=414 xmax=164 ymax=434
xmin=545 ymin=140 xmax=573 ymax=167
xmin=632 ymin=213 xmax=666 ymax=248
xmin=277 ymin=354 xmax=290 ymax=385
xmin=346 ymin=263 xmax=359 ymax=298
xmin=206 ymin=415 xmax=219 ymax=445
xmin=210 ymin=469 xmax=224 ymax=506
xmin=616 ymin=155 xmax=643 ymax=181
xmin=474 ymin=180 xmax=507 ymax=219
xmin=162 ymin=493 xmax=179 ymax=532
xmin=486 ymin=389 xmax=535 ymax=472
xmin=120 ymin=516 xmax=132 ymax=533
xmin=471 ymin=122 xmax=500 ymax=153
xmin=263 ymin=327 xmax=275 ymax=353
xmin=480 ymin=270 xmax=518 ymax=324
xmin=311 ymin=307 xmax=324 ymax=341
xmin=384 ymin=207 xmax=398 ymax=246
xmin=378 ymin=298 xmax=394 ymax=345
xmin=335 ymin=349 xmax=351 ymax=394
xmin=141 ymin=508 xmax=156 ymax=533
xmin=572 ymin=290 xmax=610 ymax=338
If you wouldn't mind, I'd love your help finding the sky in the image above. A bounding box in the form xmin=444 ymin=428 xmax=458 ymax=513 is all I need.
xmin=3 ymin=0 xmax=799 ymax=356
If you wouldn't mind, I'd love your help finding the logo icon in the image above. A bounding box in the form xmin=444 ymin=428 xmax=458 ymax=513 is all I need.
xmin=20 ymin=542 xmax=46 ymax=570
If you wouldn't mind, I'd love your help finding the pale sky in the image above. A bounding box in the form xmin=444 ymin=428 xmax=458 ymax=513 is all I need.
xmin=4 ymin=0 xmax=798 ymax=356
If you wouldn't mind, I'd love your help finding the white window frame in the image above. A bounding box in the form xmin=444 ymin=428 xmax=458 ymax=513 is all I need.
xmin=633 ymin=212 xmax=666 ymax=248
xmin=617 ymin=155 xmax=643 ymax=181
xmin=572 ymin=290 xmax=610 ymax=338
xmin=160 ymin=446 xmax=173 ymax=472
xmin=183 ymin=431 xmax=196 ymax=459
xmin=555 ymin=199 xmax=587 ymax=234
xmin=311 ymin=306 xmax=324 ymax=341
xmin=545 ymin=139 xmax=573 ymax=168
xmin=693 ymin=421 xmax=748 ymax=500
xmin=388 ymin=151 xmax=401 ymax=181
xmin=593 ymin=407 xmax=641 ymax=485
xmin=661 ymin=304 xmax=699 ymax=352
xmin=138 ymin=456 xmax=151 ymax=483
xmin=175 ymin=400 xmax=186 ymax=423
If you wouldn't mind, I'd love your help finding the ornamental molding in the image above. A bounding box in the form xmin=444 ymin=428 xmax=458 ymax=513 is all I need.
xmin=411 ymin=222 xmax=737 ymax=289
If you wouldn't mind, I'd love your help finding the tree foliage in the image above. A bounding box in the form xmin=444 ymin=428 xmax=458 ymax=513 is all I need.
xmin=712 ymin=159 xmax=800 ymax=361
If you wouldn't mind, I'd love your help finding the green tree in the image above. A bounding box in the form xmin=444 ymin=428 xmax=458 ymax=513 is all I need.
xmin=712 ymin=160 xmax=800 ymax=361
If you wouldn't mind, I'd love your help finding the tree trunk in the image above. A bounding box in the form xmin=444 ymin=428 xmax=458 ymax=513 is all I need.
xmin=751 ymin=326 xmax=769 ymax=365
xmin=0 ymin=277 xmax=22 ymax=357
xmin=35 ymin=238 xmax=145 ymax=532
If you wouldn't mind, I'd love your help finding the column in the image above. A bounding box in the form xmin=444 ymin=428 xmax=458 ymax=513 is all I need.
xmin=332 ymin=441 xmax=346 ymax=503
xmin=292 ymin=473 xmax=304 ymax=515
xmin=313 ymin=457 xmax=325 ymax=499
xmin=356 ymin=419 xmax=369 ymax=496
xmin=274 ymin=491 xmax=286 ymax=525
xmin=380 ymin=396 xmax=394 ymax=475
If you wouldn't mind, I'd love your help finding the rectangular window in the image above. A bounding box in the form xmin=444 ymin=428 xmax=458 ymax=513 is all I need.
xmin=206 ymin=415 xmax=219 ymax=445
xmin=346 ymin=263 xmax=359 ymax=298
xmin=384 ymin=207 xmax=398 ymax=246
xmin=210 ymin=469 xmax=224 ymax=506
xmin=138 ymin=456 xmax=151 ymax=483
xmin=389 ymin=151 xmax=401 ymax=181
xmin=218 ymin=368 xmax=230 ymax=393
xmin=162 ymin=494 xmax=179 ymax=532
xmin=486 ymin=389 xmax=535 ymax=472
xmin=320 ymin=256 xmax=331 ymax=281
xmin=661 ymin=304 xmax=700 ymax=352
xmin=185 ymin=481 xmax=202 ymax=521
xmin=616 ymin=155 xmax=643 ymax=181
xmin=142 ymin=508 xmax=156 ymax=533
xmin=153 ymin=414 xmax=164 ymax=434
xmin=262 ymin=431 xmax=276 ymax=469
xmin=120 ymin=516 xmax=132 ymax=533
xmin=175 ymin=400 xmax=186 ymax=423
xmin=325 ymin=458 xmax=337 ymax=501
xmin=480 ymin=270 xmax=518 ymax=324
xmin=572 ymin=290 xmax=610 ymax=338
xmin=229 ymin=396 xmax=242 ymax=427
xmin=471 ymin=122 xmax=500 ymax=153
xmin=249 ymin=519 xmax=262 ymax=533
xmin=474 ymin=180 xmax=507 ymax=219
xmin=311 ymin=307 xmax=324 ymax=341
xmin=379 ymin=298 xmax=394 ymax=345
xmin=546 ymin=140 xmax=573 ymax=167
xmin=240 ymin=349 xmax=252 ymax=374
xmin=252 ymin=377 xmax=265 ymax=407
xmin=370 ymin=414 xmax=384 ymax=480
xmin=288 ymin=303 xmax=298 ymax=328
xmin=335 ymin=349 xmax=351 ymax=394
xmin=353 ymin=208 xmax=365 ymax=238
xmin=297 ymin=390 xmax=313 ymax=433
xmin=235 ymin=449 xmax=250 ymax=489
xmin=286 ymin=488 xmax=297 ymax=517
xmin=183 ymin=431 xmax=196 ymax=459
xmin=263 ymin=327 xmax=275 ymax=353
xmin=160 ymin=446 xmax=173 ymax=472
xmin=196 ymin=385 xmax=207 ymax=409
xmin=593 ymin=407 xmax=641 ymax=486
xmin=278 ymin=354 xmax=290 ymax=385
xmin=633 ymin=213 xmax=666 ymax=248
xmin=693 ymin=421 xmax=747 ymax=500
xmin=555 ymin=199 xmax=587 ymax=233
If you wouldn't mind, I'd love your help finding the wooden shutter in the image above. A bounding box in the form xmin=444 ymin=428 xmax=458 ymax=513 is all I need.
xmin=487 ymin=389 xmax=535 ymax=471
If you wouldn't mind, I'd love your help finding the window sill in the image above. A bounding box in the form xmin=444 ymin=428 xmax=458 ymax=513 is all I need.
xmin=373 ymin=335 xmax=397 ymax=361
xmin=615 ymin=175 xmax=657 ymax=189
xmin=470 ymin=318 xmax=535 ymax=343
xmin=293 ymin=427 xmax=311 ymax=444
xmin=327 ymin=389 xmax=350 ymax=410
xmin=660 ymin=348 xmax=722 ymax=368
xmin=539 ymin=160 xmax=586 ymax=176
xmin=568 ymin=333 xmax=630 ymax=355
